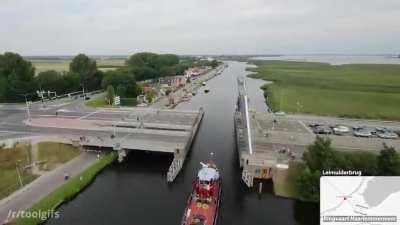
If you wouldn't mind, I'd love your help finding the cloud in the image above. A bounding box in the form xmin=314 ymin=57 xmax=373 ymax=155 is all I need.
xmin=0 ymin=0 xmax=399 ymax=55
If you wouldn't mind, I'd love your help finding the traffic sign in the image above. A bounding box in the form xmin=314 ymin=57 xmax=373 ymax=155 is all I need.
xmin=114 ymin=96 xmax=120 ymax=105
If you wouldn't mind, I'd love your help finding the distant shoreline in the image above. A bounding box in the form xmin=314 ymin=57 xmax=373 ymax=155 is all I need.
xmin=251 ymin=54 xmax=400 ymax=65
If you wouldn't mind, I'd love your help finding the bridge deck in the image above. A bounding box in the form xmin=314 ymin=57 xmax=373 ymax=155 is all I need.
xmin=26 ymin=108 xmax=203 ymax=154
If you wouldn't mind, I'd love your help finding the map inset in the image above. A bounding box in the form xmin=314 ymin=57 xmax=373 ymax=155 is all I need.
xmin=320 ymin=176 xmax=400 ymax=224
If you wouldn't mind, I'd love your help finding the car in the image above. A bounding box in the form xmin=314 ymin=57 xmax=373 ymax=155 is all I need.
xmin=352 ymin=125 xmax=365 ymax=131
xmin=375 ymin=127 xmax=387 ymax=133
xmin=274 ymin=111 xmax=286 ymax=116
xmin=333 ymin=125 xmax=350 ymax=135
xmin=354 ymin=130 xmax=372 ymax=138
xmin=377 ymin=132 xmax=399 ymax=139
xmin=313 ymin=126 xmax=332 ymax=134
xmin=308 ymin=122 xmax=322 ymax=128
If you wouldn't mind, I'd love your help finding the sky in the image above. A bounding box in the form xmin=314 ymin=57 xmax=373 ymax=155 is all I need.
xmin=1 ymin=0 xmax=400 ymax=55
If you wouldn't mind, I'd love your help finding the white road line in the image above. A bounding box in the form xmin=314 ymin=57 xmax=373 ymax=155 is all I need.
xmin=34 ymin=115 xmax=79 ymax=118
xmin=56 ymin=109 xmax=73 ymax=113
xmin=0 ymin=130 xmax=28 ymax=134
xmin=79 ymin=110 xmax=102 ymax=120
xmin=298 ymin=120 xmax=315 ymax=135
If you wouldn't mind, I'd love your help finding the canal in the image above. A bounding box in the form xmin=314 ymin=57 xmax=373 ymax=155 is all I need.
xmin=46 ymin=61 xmax=318 ymax=225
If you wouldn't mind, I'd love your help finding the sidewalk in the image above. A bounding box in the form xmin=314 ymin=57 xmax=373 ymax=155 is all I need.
xmin=0 ymin=152 xmax=98 ymax=223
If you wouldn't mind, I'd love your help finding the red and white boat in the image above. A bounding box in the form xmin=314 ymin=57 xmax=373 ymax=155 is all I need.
xmin=181 ymin=162 xmax=222 ymax=225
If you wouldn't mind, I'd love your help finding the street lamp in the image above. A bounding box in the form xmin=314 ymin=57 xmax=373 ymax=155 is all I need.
xmin=22 ymin=94 xmax=31 ymax=122
xmin=15 ymin=160 xmax=23 ymax=188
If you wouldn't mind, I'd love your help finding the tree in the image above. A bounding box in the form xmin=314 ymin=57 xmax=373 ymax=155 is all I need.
xmin=101 ymin=69 xmax=140 ymax=98
xmin=0 ymin=76 xmax=8 ymax=102
xmin=35 ymin=70 xmax=63 ymax=93
xmin=297 ymin=168 xmax=320 ymax=202
xmin=0 ymin=52 xmax=36 ymax=102
xmin=341 ymin=151 xmax=378 ymax=175
xmin=157 ymin=54 xmax=179 ymax=66
xmin=210 ymin=59 xmax=220 ymax=68
xmin=303 ymin=136 xmax=338 ymax=171
xmin=62 ymin=72 xmax=81 ymax=93
xmin=130 ymin=66 xmax=158 ymax=81
xmin=85 ymin=70 xmax=104 ymax=92
xmin=145 ymin=89 xmax=157 ymax=103
xmin=126 ymin=52 xmax=182 ymax=81
xmin=116 ymin=84 xmax=127 ymax=97
xmin=126 ymin=52 xmax=159 ymax=68
xmin=106 ymin=85 xmax=115 ymax=105
xmin=378 ymin=144 xmax=400 ymax=175
xmin=69 ymin=54 xmax=97 ymax=91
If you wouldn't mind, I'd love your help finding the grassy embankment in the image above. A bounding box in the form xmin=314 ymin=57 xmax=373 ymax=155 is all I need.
xmin=12 ymin=152 xmax=117 ymax=225
xmin=0 ymin=144 xmax=37 ymax=200
xmin=85 ymin=93 xmax=137 ymax=108
xmin=37 ymin=142 xmax=81 ymax=171
xmin=31 ymin=58 xmax=126 ymax=74
xmin=248 ymin=60 xmax=400 ymax=120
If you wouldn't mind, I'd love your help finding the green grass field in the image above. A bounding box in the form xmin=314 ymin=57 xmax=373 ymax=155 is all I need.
xmin=85 ymin=93 xmax=138 ymax=108
xmin=248 ymin=60 xmax=400 ymax=120
xmin=84 ymin=93 xmax=109 ymax=108
xmin=0 ymin=144 xmax=38 ymax=200
xmin=37 ymin=142 xmax=81 ymax=171
xmin=31 ymin=58 xmax=126 ymax=74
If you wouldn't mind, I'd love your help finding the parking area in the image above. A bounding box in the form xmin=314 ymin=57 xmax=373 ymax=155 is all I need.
xmin=251 ymin=113 xmax=400 ymax=156
xmin=308 ymin=122 xmax=400 ymax=140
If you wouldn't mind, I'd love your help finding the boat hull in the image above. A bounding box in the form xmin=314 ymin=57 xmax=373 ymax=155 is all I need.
xmin=181 ymin=179 xmax=222 ymax=225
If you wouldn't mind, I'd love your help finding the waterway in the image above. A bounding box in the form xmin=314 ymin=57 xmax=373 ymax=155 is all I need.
xmin=46 ymin=61 xmax=318 ymax=225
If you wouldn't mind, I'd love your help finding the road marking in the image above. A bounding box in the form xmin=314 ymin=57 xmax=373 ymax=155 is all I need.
xmin=0 ymin=130 xmax=28 ymax=134
xmin=298 ymin=120 xmax=314 ymax=135
xmin=57 ymin=109 xmax=73 ymax=113
xmin=35 ymin=115 xmax=79 ymax=118
xmin=79 ymin=110 xmax=101 ymax=120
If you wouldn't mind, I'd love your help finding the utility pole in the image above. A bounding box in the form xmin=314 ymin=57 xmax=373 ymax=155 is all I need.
xmin=82 ymin=83 xmax=85 ymax=99
xmin=15 ymin=161 xmax=23 ymax=188
xmin=37 ymin=89 xmax=45 ymax=108
xmin=24 ymin=94 xmax=31 ymax=122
